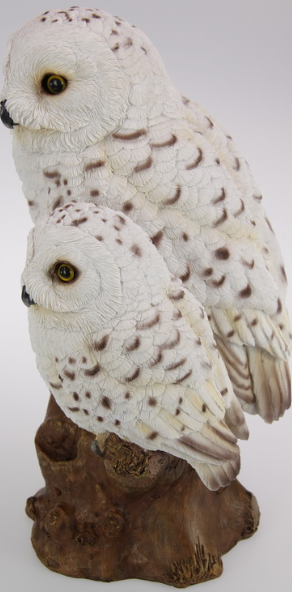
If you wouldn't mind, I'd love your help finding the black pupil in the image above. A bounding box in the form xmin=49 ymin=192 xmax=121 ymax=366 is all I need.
xmin=49 ymin=77 xmax=64 ymax=93
xmin=59 ymin=265 xmax=72 ymax=279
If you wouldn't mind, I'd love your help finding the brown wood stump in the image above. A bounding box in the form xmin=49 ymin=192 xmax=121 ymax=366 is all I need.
xmin=26 ymin=395 xmax=260 ymax=588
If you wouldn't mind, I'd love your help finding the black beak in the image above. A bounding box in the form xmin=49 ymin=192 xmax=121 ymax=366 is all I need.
xmin=22 ymin=286 xmax=36 ymax=307
xmin=0 ymin=100 xmax=18 ymax=129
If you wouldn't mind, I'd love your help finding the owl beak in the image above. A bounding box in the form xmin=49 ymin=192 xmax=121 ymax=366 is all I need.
xmin=22 ymin=286 xmax=36 ymax=307
xmin=0 ymin=100 xmax=18 ymax=129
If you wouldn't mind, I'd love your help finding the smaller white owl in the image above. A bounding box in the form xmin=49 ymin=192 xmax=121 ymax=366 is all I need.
xmin=21 ymin=202 xmax=248 ymax=491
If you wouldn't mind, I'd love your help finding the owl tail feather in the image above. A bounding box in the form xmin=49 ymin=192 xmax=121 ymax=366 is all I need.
xmin=215 ymin=335 xmax=291 ymax=423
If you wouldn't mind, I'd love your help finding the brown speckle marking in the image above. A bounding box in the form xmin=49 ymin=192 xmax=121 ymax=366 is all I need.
xmin=102 ymin=396 xmax=112 ymax=409
xmin=67 ymin=190 xmax=72 ymax=197
xmin=137 ymin=312 xmax=160 ymax=330
xmin=122 ymin=201 xmax=134 ymax=213
xmin=162 ymin=331 xmax=180 ymax=350
xmin=165 ymin=358 xmax=186 ymax=371
xmin=49 ymin=381 xmax=62 ymax=390
xmin=239 ymin=284 xmax=252 ymax=298
xmin=203 ymin=268 xmax=213 ymax=277
xmin=64 ymin=370 xmax=75 ymax=381
xmin=182 ymin=232 xmax=189 ymax=241
xmin=68 ymin=357 xmax=76 ymax=365
xmin=115 ymin=420 xmax=121 ymax=426
xmin=96 ymin=235 xmax=103 ymax=241
xmin=82 ymin=18 xmax=90 ymax=22
xmin=234 ymin=199 xmax=245 ymax=217
xmin=141 ymin=46 xmax=147 ymax=54
xmin=227 ymin=330 xmax=235 ymax=338
xmin=124 ymin=368 xmax=141 ymax=382
xmin=92 ymin=13 xmax=101 ymax=18
xmin=41 ymin=17 xmax=46 ymax=22
xmin=68 ymin=407 xmax=80 ymax=412
xmin=234 ymin=314 xmax=242 ymax=322
xmin=134 ymin=155 xmax=153 ymax=173
xmin=251 ymin=319 xmax=258 ymax=326
xmin=150 ymin=134 xmax=177 ymax=148
xmin=242 ymin=259 xmax=255 ymax=269
xmin=151 ymin=230 xmax=163 ymax=247
xmin=168 ymin=289 xmax=184 ymax=301
xmin=97 ymin=416 xmax=104 ymax=422
xmin=124 ymin=37 xmax=133 ymax=48
xmin=149 ymin=350 xmax=163 ymax=367
xmin=148 ymin=397 xmax=157 ymax=407
xmin=220 ymin=388 xmax=228 ymax=396
xmin=205 ymin=117 xmax=214 ymax=128
xmin=84 ymin=364 xmax=101 ymax=376
xmin=180 ymin=264 xmax=191 ymax=283
xmin=94 ymin=335 xmax=109 ymax=351
xmin=112 ymin=43 xmax=120 ymax=52
xmin=111 ymin=29 xmax=119 ymax=35
xmin=215 ymin=158 xmax=221 ymax=165
xmin=82 ymin=357 xmax=87 ymax=364
xmin=116 ymin=238 xmax=122 ymax=245
xmin=113 ymin=129 xmax=147 ymax=141
xmin=71 ymin=216 xmax=88 ymax=226
xmin=125 ymin=336 xmax=140 ymax=352
xmin=147 ymin=431 xmax=159 ymax=440
xmin=175 ymin=408 xmax=181 ymax=416
xmin=43 ymin=169 xmax=61 ymax=179
xmin=162 ymin=185 xmax=181 ymax=206
xmin=265 ymin=218 xmax=274 ymax=233
xmin=83 ymin=409 xmax=89 ymax=415
xmin=281 ymin=266 xmax=287 ymax=283
xmin=213 ymin=209 xmax=227 ymax=227
xmin=131 ymin=244 xmax=142 ymax=257
xmin=182 ymin=96 xmax=190 ymax=105
xmin=85 ymin=392 xmax=91 ymax=399
xmin=84 ymin=160 xmax=105 ymax=172
xmin=212 ymin=188 xmax=226 ymax=205
xmin=215 ymin=247 xmax=230 ymax=260
xmin=234 ymin=157 xmax=241 ymax=171
xmin=125 ymin=392 xmax=131 ymax=400
xmin=90 ymin=189 xmax=100 ymax=197
xmin=28 ymin=200 xmax=35 ymax=207
xmin=253 ymin=194 xmax=263 ymax=202
xmin=185 ymin=148 xmax=203 ymax=170
xmin=202 ymin=404 xmax=207 ymax=412
xmin=277 ymin=298 xmax=282 ymax=314
xmin=212 ymin=275 xmax=226 ymax=287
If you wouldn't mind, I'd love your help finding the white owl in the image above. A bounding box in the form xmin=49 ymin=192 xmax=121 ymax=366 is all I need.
xmin=2 ymin=7 xmax=291 ymax=423
xmin=21 ymin=202 xmax=249 ymax=491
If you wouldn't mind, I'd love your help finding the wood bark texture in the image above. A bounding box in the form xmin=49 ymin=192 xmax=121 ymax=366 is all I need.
xmin=26 ymin=395 xmax=260 ymax=588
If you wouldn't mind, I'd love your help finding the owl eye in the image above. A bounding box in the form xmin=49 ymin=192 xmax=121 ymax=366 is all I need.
xmin=42 ymin=74 xmax=67 ymax=95
xmin=55 ymin=262 xmax=77 ymax=283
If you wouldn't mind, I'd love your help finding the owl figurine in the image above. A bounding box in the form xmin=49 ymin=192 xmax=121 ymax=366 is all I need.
xmin=2 ymin=7 xmax=291 ymax=423
xmin=21 ymin=202 xmax=249 ymax=491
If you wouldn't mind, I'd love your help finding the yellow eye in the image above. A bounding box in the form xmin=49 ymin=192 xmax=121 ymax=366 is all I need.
xmin=55 ymin=262 xmax=77 ymax=283
xmin=42 ymin=74 xmax=67 ymax=95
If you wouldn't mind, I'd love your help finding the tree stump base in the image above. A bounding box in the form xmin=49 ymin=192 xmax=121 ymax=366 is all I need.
xmin=26 ymin=396 xmax=260 ymax=588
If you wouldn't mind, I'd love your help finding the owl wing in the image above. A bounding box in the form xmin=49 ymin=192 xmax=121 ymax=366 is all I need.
xmin=73 ymin=280 xmax=248 ymax=491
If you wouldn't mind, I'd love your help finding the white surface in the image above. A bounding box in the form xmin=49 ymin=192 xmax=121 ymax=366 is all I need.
xmin=0 ymin=1 xmax=291 ymax=591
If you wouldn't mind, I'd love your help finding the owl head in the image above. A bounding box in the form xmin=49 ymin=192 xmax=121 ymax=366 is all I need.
xmin=1 ymin=7 xmax=176 ymax=150
xmin=21 ymin=201 xmax=170 ymax=328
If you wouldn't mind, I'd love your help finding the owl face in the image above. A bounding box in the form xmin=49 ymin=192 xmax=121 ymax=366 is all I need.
xmin=21 ymin=202 xmax=170 ymax=328
xmin=1 ymin=13 xmax=131 ymax=144
xmin=21 ymin=211 xmax=127 ymax=329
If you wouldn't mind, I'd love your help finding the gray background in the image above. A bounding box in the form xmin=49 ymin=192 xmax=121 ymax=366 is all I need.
xmin=0 ymin=1 xmax=291 ymax=591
